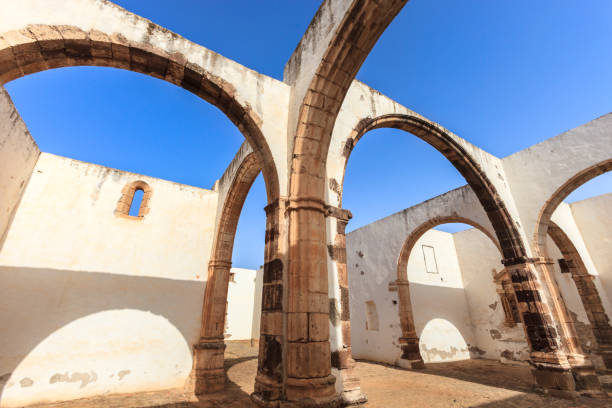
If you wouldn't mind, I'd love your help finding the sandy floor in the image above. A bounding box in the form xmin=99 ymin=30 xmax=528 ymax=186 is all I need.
xmin=29 ymin=341 xmax=610 ymax=407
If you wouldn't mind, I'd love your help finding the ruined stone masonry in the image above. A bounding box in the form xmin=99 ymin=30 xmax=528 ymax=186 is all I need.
xmin=0 ymin=0 xmax=611 ymax=407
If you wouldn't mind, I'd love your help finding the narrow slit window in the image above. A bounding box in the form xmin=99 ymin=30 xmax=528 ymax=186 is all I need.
xmin=115 ymin=180 xmax=151 ymax=219
xmin=422 ymin=245 xmax=438 ymax=274
xmin=365 ymin=301 xmax=379 ymax=331
xmin=129 ymin=189 xmax=144 ymax=217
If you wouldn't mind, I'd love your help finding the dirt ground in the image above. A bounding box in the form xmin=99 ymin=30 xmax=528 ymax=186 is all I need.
xmin=29 ymin=341 xmax=610 ymax=408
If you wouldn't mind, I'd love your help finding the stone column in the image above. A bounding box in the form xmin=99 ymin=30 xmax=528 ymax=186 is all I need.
xmin=252 ymin=198 xmax=288 ymax=404
xmin=284 ymin=197 xmax=340 ymax=406
xmin=326 ymin=206 xmax=366 ymax=405
xmin=188 ymin=259 xmax=232 ymax=394
xmin=504 ymin=259 xmax=603 ymax=398
xmin=395 ymin=279 xmax=425 ymax=369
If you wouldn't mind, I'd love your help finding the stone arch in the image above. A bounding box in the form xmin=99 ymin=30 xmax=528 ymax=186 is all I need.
xmin=394 ymin=216 xmax=502 ymax=368
xmin=114 ymin=180 xmax=152 ymax=219
xmin=281 ymin=1 xmax=409 ymax=403
xmin=0 ymin=21 xmax=284 ymax=397
xmin=345 ymin=114 xmax=524 ymax=263
xmin=397 ymin=216 xmax=501 ymax=281
xmin=533 ymin=159 xmax=612 ymax=257
xmin=547 ymin=221 xmax=612 ymax=371
xmin=189 ymin=151 xmax=262 ymax=393
xmin=0 ymin=24 xmax=279 ymax=202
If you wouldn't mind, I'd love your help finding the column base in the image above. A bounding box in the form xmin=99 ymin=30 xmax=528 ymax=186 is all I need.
xmin=338 ymin=372 xmax=367 ymax=407
xmin=185 ymin=339 xmax=226 ymax=395
xmin=567 ymin=353 xmax=608 ymax=398
xmin=332 ymin=348 xmax=367 ymax=406
xmin=283 ymin=375 xmax=343 ymax=407
xmin=531 ymin=352 xmax=577 ymax=399
xmin=252 ymin=372 xmax=283 ymax=403
xmin=396 ymin=358 xmax=425 ymax=370
xmin=251 ymin=375 xmax=348 ymax=408
xmin=398 ymin=337 xmax=424 ymax=369
xmin=530 ymin=352 xmax=608 ymax=399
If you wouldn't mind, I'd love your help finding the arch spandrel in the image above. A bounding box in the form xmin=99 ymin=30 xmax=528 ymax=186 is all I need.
xmin=0 ymin=0 xmax=289 ymax=199
xmin=328 ymin=80 xmax=526 ymax=262
xmin=345 ymin=185 xmax=498 ymax=280
xmin=500 ymin=113 xmax=612 ymax=252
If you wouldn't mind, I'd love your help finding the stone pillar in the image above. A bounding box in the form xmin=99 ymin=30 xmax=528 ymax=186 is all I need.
xmin=187 ymin=259 xmax=232 ymax=394
xmin=283 ymin=197 xmax=340 ymax=406
xmin=504 ymin=259 xmax=603 ymax=398
xmin=252 ymin=198 xmax=287 ymax=404
xmin=326 ymin=206 xmax=366 ymax=405
xmin=395 ymin=279 xmax=425 ymax=369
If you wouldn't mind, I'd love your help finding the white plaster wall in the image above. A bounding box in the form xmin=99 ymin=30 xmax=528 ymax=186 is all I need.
xmin=226 ymin=267 xmax=262 ymax=341
xmin=453 ymin=228 xmax=530 ymax=363
xmin=550 ymin=203 xmax=612 ymax=318
xmin=0 ymin=153 xmax=218 ymax=407
xmin=348 ymin=227 xmax=476 ymax=365
xmin=545 ymin=236 xmax=590 ymax=328
xmin=0 ymin=87 xmax=39 ymax=246
xmin=571 ymin=193 xmax=612 ymax=303
xmin=251 ymin=267 xmax=263 ymax=341
xmin=408 ymin=230 xmax=476 ymax=363
xmin=502 ymin=113 xmax=612 ymax=251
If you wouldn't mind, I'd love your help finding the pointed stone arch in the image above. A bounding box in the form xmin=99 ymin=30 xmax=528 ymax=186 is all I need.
xmin=394 ymin=215 xmax=502 ymax=368
xmin=0 ymin=24 xmax=280 ymax=203
xmin=547 ymin=221 xmax=612 ymax=372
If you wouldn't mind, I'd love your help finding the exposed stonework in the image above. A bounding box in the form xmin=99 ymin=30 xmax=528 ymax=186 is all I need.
xmin=1 ymin=0 xmax=611 ymax=406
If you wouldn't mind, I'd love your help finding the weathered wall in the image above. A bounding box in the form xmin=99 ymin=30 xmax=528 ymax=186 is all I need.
xmin=283 ymin=0 xmax=352 ymax=171
xmin=1 ymin=0 xmax=290 ymax=198
xmin=502 ymin=113 xmax=612 ymax=253
xmin=0 ymin=86 xmax=39 ymax=247
xmin=571 ymin=193 xmax=612 ymax=303
xmin=226 ymin=267 xmax=262 ymax=341
xmin=544 ymin=235 xmax=598 ymax=353
xmin=453 ymin=228 xmax=530 ymax=363
xmin=348 ymin=225 xmax=477 ymax=365
xmin=0 ymin=153 xmax=224 ymax=407
xmin=550 ymin=203 xmax=612 ymax=316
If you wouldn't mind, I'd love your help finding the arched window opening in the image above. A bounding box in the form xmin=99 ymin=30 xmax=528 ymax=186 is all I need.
xmin=115 ymin=180 xmax=152 ymax=219
xmin=129 ymin=189 xmax=145 ymax=217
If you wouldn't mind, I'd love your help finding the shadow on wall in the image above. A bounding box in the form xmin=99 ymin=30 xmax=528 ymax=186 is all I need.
xmin=0 ymin=266 xmax=205 ymax=406
xmin=409 ymin=283 xmax=475 ymax=362
xmin=354 ymin=282 xmax=477 ymax=364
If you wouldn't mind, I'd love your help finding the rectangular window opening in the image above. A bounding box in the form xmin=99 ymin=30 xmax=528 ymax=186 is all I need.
xmin=422 ymin=245 xmax=438 ymax=274
xmin=365 ymin=300 xmax=379 ymax=331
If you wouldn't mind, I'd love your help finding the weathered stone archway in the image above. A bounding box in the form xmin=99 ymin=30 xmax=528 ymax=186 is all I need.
xmin=0 ymin=10 xmax=286 ymax=402
xmin=328 ymin=107 xmax=602 ymax=395
xmin=341 ymin=113 xmax=523 ymax=262
xmin=547 ymin=221 xmax=612 ymax=372
xmin=534 ymin=159 xmax=612 ymax=257
xmin=279 ymin=1 xmax=409 ymax=405
xmin=395 ymin=216 xmax=501 ymax=369
xmin=188 ymin=150 xmax=263 ymax=393
xmin=0 ymin=23 xmax=281 ymax=201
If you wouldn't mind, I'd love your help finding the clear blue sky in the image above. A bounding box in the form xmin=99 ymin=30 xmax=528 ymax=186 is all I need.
xmin=5 ymin=1 xmax=612 ymax=270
